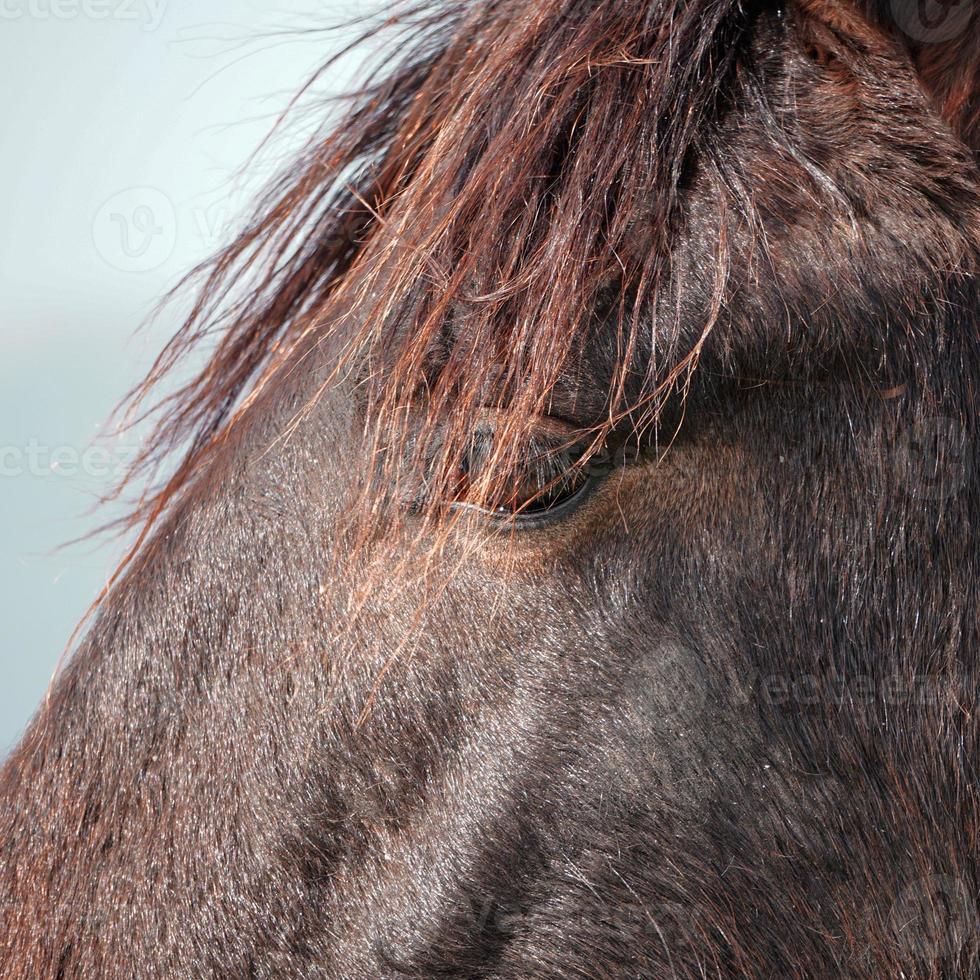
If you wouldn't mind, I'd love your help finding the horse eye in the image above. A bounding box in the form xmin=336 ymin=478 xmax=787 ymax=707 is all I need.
xmin=451 ymin=428 xmax=611 ymax=524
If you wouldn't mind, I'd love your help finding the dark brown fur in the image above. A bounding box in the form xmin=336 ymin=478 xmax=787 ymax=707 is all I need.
xmin=2 ymin=0 xmax=979 ymax=976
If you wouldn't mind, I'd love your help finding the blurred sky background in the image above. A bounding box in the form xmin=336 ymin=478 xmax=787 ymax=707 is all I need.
xmin=0 ymin=0 xmax=366 ymax=753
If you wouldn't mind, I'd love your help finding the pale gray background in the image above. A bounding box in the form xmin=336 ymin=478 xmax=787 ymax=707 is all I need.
xmin=1 ymin=0 xmax=364 ymax=753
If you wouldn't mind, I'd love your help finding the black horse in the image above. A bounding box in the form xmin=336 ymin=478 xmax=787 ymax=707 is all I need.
xmin=3 ymin=0 xmax=978 ymax=976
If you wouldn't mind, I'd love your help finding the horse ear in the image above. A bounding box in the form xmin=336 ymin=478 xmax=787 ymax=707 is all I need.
xmin=877 ymin=0 xmax=980 ymax=151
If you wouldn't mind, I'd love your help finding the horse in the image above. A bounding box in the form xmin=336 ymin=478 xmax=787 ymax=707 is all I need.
xmin=2 ymin=0 xmax=978 ymax=975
